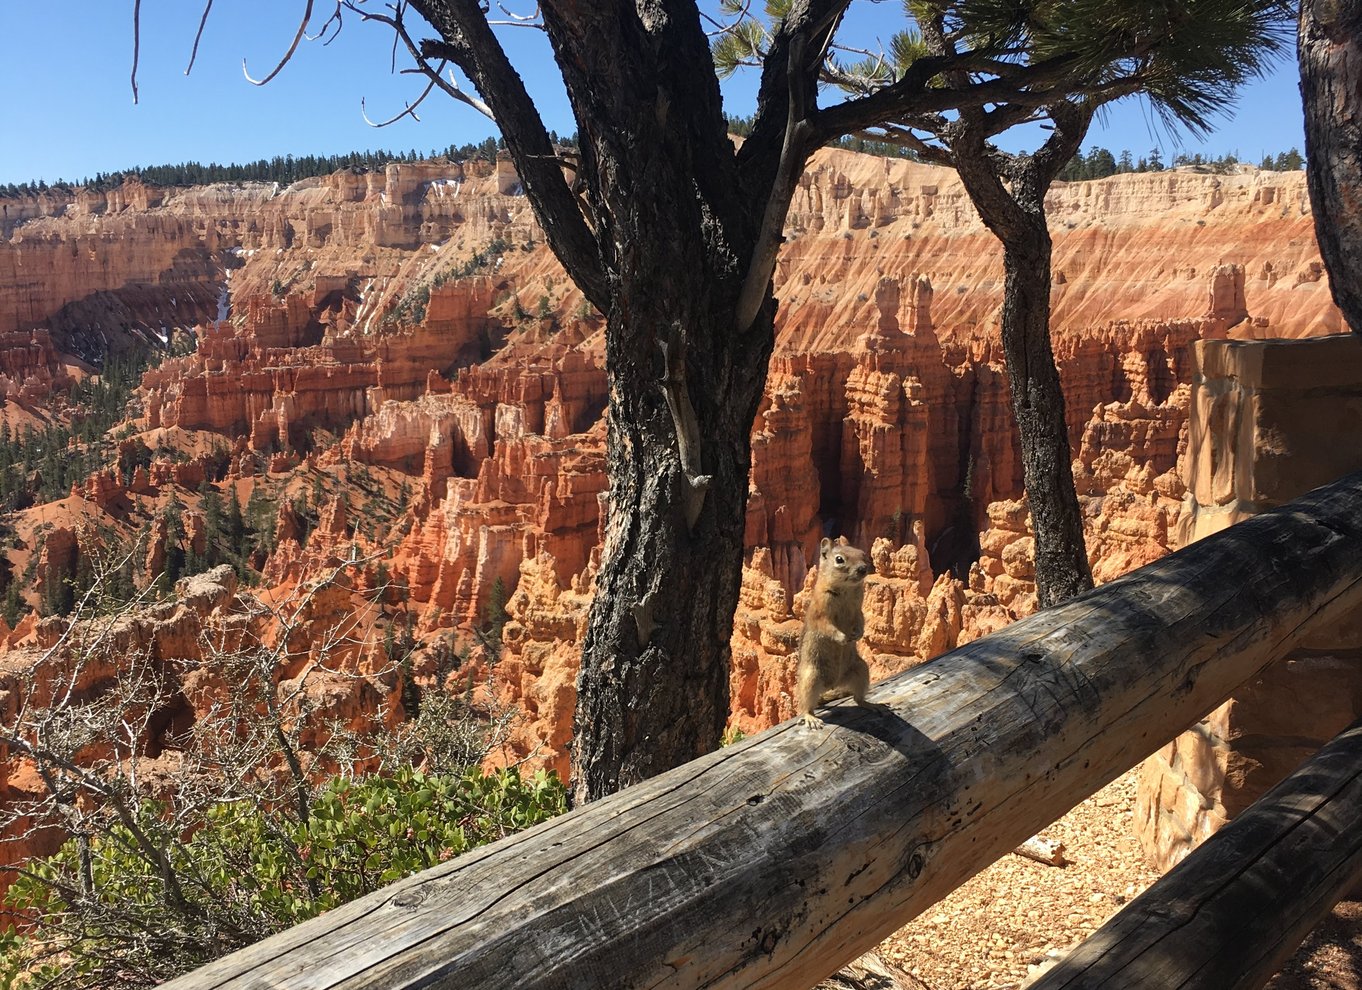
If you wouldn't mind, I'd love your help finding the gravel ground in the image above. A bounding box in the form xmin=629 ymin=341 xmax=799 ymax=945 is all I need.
xmin=873 ymin=768 xmax=1362 ymax=990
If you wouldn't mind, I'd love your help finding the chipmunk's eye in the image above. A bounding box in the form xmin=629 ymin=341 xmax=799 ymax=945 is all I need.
xmin=834 ymin=555 xmax=845 ymax=565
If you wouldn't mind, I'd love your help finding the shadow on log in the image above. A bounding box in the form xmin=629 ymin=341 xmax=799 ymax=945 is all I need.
xmin=163 ymin=471 xmax=1362 ymax=990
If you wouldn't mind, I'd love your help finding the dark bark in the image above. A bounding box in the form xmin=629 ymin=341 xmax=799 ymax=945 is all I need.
xmin=533 ymin=3 xmax=774 ymax=803
xmin=1300 ymin=0 xmax=1362 ymax=337
xmin=996 ymin=214 xmax=1094 ymax=607
xmin=411 ymin=0 xmax=789 ymax=803
xmin=947 ymin=111 xmax=1095 ymax=609
xmin=574 ymin=298 xmax=775 ymax=800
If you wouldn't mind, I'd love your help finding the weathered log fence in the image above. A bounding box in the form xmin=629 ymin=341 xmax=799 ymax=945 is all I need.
xmin=1030 ymin=715 xmax=1362 ymax=989
xmin=164 ymin=470 xmax=1362 ymax=990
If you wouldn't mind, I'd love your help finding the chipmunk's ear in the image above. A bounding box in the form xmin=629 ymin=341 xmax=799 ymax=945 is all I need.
xmin=835 ymin=535 xmax=850 ymax=547
xmin=819 ymin=537 xmax=831 ymax=558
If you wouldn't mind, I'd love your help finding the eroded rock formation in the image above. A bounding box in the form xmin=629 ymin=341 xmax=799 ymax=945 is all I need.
xmin=0 ymin=150 xmax=1345 ymax=795
xmin=1136 ymin=333 xmax=1362 ymax=870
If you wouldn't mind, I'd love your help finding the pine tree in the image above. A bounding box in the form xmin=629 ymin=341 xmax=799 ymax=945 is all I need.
xmin=803 ymin=2 xmax=1288 ymax=609
xmin=2 ymin=582 xmax=23 ymax=627
xmin=200 ymin=483 xmax=224 ymax=568
xmin=158 ymin=496 xmax=187 ymax=595
xmin=108 ymin=558 xmax=136 ymax=608
xmin=486 ymin=577 xmax=509 ymax=633
xmin=1087 ymin=147 xmax=1118 ymax=178
xmin=1276 ymin=147 xmax=1304 ymax=171
xmin=226 ymin=484 xmax=246 ymax=552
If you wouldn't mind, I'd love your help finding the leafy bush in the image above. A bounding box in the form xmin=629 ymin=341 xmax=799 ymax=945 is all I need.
xmin=1 ymin=767 xmax=565 ymax=988
xmin=1 ymin=558 xmax=555 ymax=989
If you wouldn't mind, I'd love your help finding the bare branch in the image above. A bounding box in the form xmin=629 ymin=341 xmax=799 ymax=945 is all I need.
xmin=185 ymin=0 xmax=214 ymax=76
xmin=818 ymin=32 xmax=1066 ymax=133
xmin=855 ymin=124 xmax=953 ymax=166
xmin=350 ymin=5 xmax=496 ymax=121
xmin=242 ymin=0 xmax=315 ymax=86
xmin=700 ymin=0 xmax=755 ymax=38
xmin=361 ymin=64 xmax=443 ymax=126
xmin=389 ymin=0 xmax=404 ymax=73
xmin=305 ymin=2 xmax=344 ymax=44
xmin=490 ymin=2 xmax=543 ymax=26
xmin=735 ymin=2 xmax=846 ymax=334
xmin=410 ymin=0 xmax=609 ymax=309
xmin=131 ymin=0 xmax=143 ymax=104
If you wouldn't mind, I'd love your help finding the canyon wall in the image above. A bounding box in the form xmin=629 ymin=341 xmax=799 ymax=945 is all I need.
xmin=0 ymin=159 xmax=528 ymax=363
xmin=0 ymin=150 xmax=1344 ymax=785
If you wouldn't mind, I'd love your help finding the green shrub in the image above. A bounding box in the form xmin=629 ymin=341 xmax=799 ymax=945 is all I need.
xmin=0 ymin=767 xmax=565 ymax=988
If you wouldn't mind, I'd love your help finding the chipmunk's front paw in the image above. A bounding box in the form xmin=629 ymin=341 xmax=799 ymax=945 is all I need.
xmin=800 ymin=712 xmax=826 ymax=730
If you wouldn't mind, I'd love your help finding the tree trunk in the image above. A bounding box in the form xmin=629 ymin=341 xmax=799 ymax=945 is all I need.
xmin=572 ymin=292 xmax=775 ymax=802
xmin=949 ymin=138 xmax=1095 ymax=609
xmin=406 ymin=1 xmax=783 ymax=804
xmin=518 ymin=8 xmax=779 ymax=805
xmin=998 ymin=218 xmax=1094 ymax=608
xmin=1300 ymin=0 xmax=1362 ymax=336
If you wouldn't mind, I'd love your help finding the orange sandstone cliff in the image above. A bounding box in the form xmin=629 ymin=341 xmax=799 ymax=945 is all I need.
xmin=0 ymin=150 xmax=1342 ymax=786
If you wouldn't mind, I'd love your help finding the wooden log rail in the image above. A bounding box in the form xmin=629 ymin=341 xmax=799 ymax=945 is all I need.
xmin=1030 ymin=715 xmax=1362 ymax=989
xmin=165 ymin=471 xmax=1362 ymax=990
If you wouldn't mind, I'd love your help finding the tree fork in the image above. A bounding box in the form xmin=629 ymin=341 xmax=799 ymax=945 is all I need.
xmin=947 ymin=119 xmax=1096 ymax=609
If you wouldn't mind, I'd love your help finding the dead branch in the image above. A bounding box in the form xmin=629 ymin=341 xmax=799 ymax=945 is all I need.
xmin=734 ymin=12 xmax=830 ymax=335
xmin=490 ymin=2 xmax=542 ymax=27
xmin=1014 ymin=835 xmax=1067 ymax=867
xmin=350 ymin=3 xmax=496 ymax=121
xmin=185 ymin=0 xmax=214 ymax=76
xmin=305 ymin=1 xmax=344 ymax=44
xmin=243 ymin=0 xmax=316 ymax=86
xmin=131 ymin=0 xmax=143 ymax=103
xmin=657 ymin=335 xmax=711 ymax=532
xmin=362 ymin=63 xmax=445 ymax=126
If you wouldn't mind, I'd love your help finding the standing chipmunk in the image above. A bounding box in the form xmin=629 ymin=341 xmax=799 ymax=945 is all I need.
xmin=796 ymin=536 xmax=891 ymax=729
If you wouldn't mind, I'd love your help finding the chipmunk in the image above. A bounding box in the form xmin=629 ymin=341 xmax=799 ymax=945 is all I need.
xmin=796 ymin=536 xmax=892 ymax=729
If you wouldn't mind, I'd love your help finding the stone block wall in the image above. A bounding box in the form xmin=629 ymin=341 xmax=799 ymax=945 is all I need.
xmin=1136 ymin=333 xmax=1362 ymax=871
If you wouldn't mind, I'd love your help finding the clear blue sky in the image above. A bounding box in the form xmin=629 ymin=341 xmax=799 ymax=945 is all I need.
xmin=0 ymin=3 xmax=1306 ymax=187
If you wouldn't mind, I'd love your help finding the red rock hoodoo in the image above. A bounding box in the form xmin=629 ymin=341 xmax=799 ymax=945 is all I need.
xmin=0 ymin=148 xmax=1342 ymax=794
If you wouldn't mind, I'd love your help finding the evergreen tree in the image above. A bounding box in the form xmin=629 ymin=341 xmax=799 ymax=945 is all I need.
xmin=40 ymin=553 xmax=75 ymax=619
xmin=1275 ymin=147 xmax=1304 ymax=171
xmin=1087 ymin=147 xmax=1118 ymax=178
xmin=3 ymin=582 xmax=24 ymax=627
xmin=808 ymin=2 xmax=1289 ymax=609
xmin=484 ymin=576 xmax=509 ymax=648
xmin=107 ymin=557 xmax=136 ymax=608
xmin=200 ymin=482 xmax=224 ymax=567
xmin=246 ymin=485 xmax=277 ymax=558
xmin=158 ymin=496 xmax=187 ymax=595
xmin=226 ymin=485 xmax=246 ymax=549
